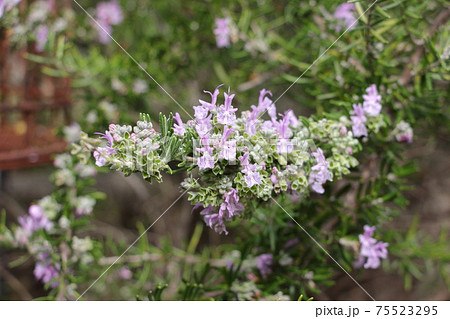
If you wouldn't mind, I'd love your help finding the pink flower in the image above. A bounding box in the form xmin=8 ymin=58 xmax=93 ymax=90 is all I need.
xmin=333 ymin=3 xmax=357 ymax=32
xmin=246 ymin=89 xmax=274 ymax=135
xmin=242 ymin=164 xmax=262 ymax=188
xmin=354 ymin=225 xmax=389 ymax=269
xmin=270 ymin=167 xmax=279 ymax=184
xmin=362 ymin=84 xmax=382 ymax=116
xmin=214 ymin=18 xmax=231 ymax=48
xmin=220 ymin=141 xmax=236 ymax=161
xmin=93 ymin=130 xmax=116 ymax=167
xmin=309 ymin=148 xmax=332 ymax=194
xmin=173 ymin=112 xmax=185 ymax=136
xmin=118 ymin=266 xmax=132 ymax=280
xmin=239 ymin=152 xmax=250 ymax=168
xmin=217 ymin=92 xmax=238 ymax=126
xmin=195 ymin=114 xmax=213 ymax=137
xmin=97 ymin=1 xmax=123 ymax=25
xmin=194 ymin=190 xmax=243 ymax=235
xmin=193 ymin=104 xmax=209 ymax=120
xmin=198 ymin=205 xmax=229 ymax=235
xmin=34 ymin=253 xmax=60 ymax=288
xmin=197 ymin=153 xmax=215 ymax=170
xmin=219 ymin=189 xmax=244 ymax=220
xmin=18 ymin=205 xmax=53 ymax=233
xmin=200 ymin=85 xmax=222 ymax=111
xmin=350 ymin=103 xmax=368 ymax=137
xmin=95 ymin=1 xmax=123 ymax=44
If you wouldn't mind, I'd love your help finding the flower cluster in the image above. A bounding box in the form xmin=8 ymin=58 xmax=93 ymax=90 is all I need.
xmin=17 ymin=205 xmax=53 ymax=242
xmin=34 ymin=252 xmax=60 ymax=288
xmin=354 ymin=225 xmax=389 ymax=269
xmin=95 ymin=0 xmax=123 ymax=44
xmin=213 ymin=18 xmax=231 ymax=48
xmin=351 ymin=84 xmax=384 ymax=137
xmin=93 ymin=85 xmax=383 ymax=234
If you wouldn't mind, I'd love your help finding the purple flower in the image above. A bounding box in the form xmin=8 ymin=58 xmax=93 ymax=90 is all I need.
xmin=355 ymin=225 xmax=389 ymax=269
xmin=197 ymin=153 xmax=215 ymax=170
xmin=267 ymin=104 xmax=277 ymax=123
xmin=193 ymin=104 xmax=209 ymax=120
xmin=195 ymin=114 xmax=213 ymax=137
xmin=277 ymin=114 xmax=293 ymax=138
xmin=95 ymin=1 xmax=123 ymax=44
xmin=198 ymin=205 xmax=229 ymax=235
xmin=270 ymin=167 xmax=279 ymax=184
xmin=275 ymin=112 xmax=296 ymax=154
xmin=242 ymin=164 xmax=262 ymax=188
xmin=220 ymin=127 xmax=237 ymax=161
xmin=256 ymin=253 xmax=273 ymax=279
xmin=214 ymin=18 xmax=231 ymax=48
xmin=362 ymin=84 xmax=382 ymax=116
xmin=18 ymin=205 xmax=53 ymax=233
xmin=217 ymin=92 xmax=238 ymax=126
xmin=35 ymin=25 xmax=48 ymax=52
xmin=173 ymin=112 xmax=185 ymax=136
xmin=246 ymin=89 xmax=274 ymax=135
xmin=284 ymin=110 xmax=299 ymax=127
xmin=194 ymin=190 xmax=243 ymax=235
xmin=333 ymin=3 xmax=357 ymax=32
xmin=260 ymin=120 xmax=275 ymax=132
xmin=96 ymin=130 xmax=115 ymax=146
xmin=203 ymin=212 xmax=221 ymax=229
xmin=196 ymin=134 xmax=215 ymax=170
xmin=34 ymin=253 xmax=60 ymax=288
xmin=251 ymin=89 xmax=273 ymax=117
xmin=219 ymin=189 xmax=244 ymax=220
xmin=94 ymin=130 xmax=116 ymax=167
xmin=238 ymin=152 xmax=250 ymax=167
xmin=350 ymin=103 xmax=368 ymax=137
xmin=245 ymin=116 xmax=260 ymax=136
xmin=96 ymin=0 xmax=123 ymax=25
xmin=309 ymin=148 xmax=332 ymax=194
xmin=199 ymin=85 xmax=222 ymax=111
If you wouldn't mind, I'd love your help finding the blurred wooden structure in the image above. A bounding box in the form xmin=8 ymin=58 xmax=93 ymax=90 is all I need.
xmin=0 ymin=2 xmax=71 ymax=170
